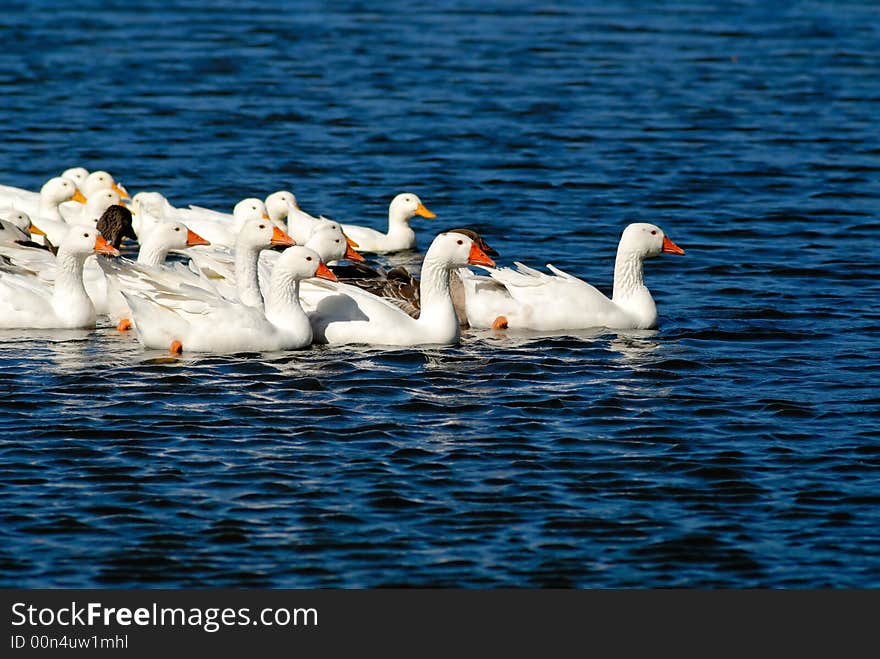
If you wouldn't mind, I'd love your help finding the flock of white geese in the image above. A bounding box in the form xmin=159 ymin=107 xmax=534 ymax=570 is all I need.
xmin=0 ymin=167 xmax=685 ymax=353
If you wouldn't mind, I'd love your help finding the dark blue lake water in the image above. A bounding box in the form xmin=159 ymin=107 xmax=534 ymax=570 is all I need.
xmin=0 ymin=0 xmax=878 ymax=587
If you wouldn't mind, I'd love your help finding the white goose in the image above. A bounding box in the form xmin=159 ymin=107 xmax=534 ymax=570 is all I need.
xmin=0 ymin=226 xmax=118 ymax=329
xmin=341 ymin=192 xmax=436 ymax=253
xmin=174 ymin=197 xmax=270 ymax=248
xmin=188 ymin=220 xmax=364 ymax=303
xmin=123 ymin=246 xmax=336 ymax=354
xmin=80 ymin=170 xmax=129 ymax=199
xmin=461 ymin=222 xmax=685 ymax=331
xmin=0 ymin=219 xmax=30 ymax=246
xmin=265 ymin=190 xmax=299 ymax=229
xmin=99 ymin=220 xmax=211 ymax=328
xmin=102 ymin=219 xmax=295 ymax=323
xmin=35 ymin=177 xmax=87 ymax=222
xmin=0 ymin=175 xmax=82 ymax=217
xmin=128 ymin=191 xmax=179 ymax=238
xmin=0 ymin=209 xmax=32 ymax=237
xmin=136 ymin=220 xmax=211 ymax=267
xmin=61 ymin=167 xmax=89 ymax=189
xmin=302 ymin=231 xmax=495 ymax=346
xmin=59 ymin=189 xmax=121 ymax=226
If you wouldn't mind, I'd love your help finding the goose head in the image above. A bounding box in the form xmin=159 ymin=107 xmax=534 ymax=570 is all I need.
xmin=96 ymin=205 xmax=138 ymax=248
xmin=265 ymin=190 xmax=298 ymax=224
xmin=305 ymin=224 xmax=365 ymax=263
xmin=311 ymin=217 xmax=360 ymax=250
xmin=0 ymin=209 xmax=32 ymax=234
xmin=61 ymin=167 xmax=89 ymax=188
xmin=41 ymin=177 xmax=86 ymax=206
xmin=235 ymin=218 xmax=295 ymax=251
xmin=82 ymin=170 xmax=129 ymax=199
xmin=59 ymin=226 xmax=120 ymax=258
xmin=389 ymin=192 xmax=436 ymax=224
xmin=233 ymin=198 xmax=269 ymax=221
xmin=130 ymin=191 xmax=168 ymax=216
xmin=444 ymin=228 xmax=499 ymax=257
xmin=231 ymin=198 xmax=270 ymax=233
xmin=273 ymin=246 xmax=337 ymax=284
xmin=79 ymin=189 xmax=121 ymax=224
xmin=427 ymin=231 xmax=496 ymax=269
xmin=152 ymin=220 xmax=209 ymax=249
xmin=618 ymin=223 xmax=685 ymax=259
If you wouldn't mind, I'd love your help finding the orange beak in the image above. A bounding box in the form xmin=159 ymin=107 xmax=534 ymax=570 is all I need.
xmin=30 ymin=224 xmax=46 ymax=237
xmin=94 ymin=235 xmax=120 ymax=256
xmin=344 ymin=233 xmax=359 ymax=249
xmin=270 ymin=226 xmax=296 ymax=247
xmin=344 ymin=243 xmax=365 ymax=262
xmin=71 ymin=189 xmax=87 ymax=204
xmin=468 ymin=242 xmax=495 ymax=267
xmin=314 ymin=261 xmax=337 ymax=282
xmin=186 ymin=229 xmax=210 ymax=247
xmin=415 ymin=202 xmax=436 ymax=219
xmin=662 ymin=235 xmax=685 ymax=255
xmin=112 ymin=182 xmax=130 ymax=200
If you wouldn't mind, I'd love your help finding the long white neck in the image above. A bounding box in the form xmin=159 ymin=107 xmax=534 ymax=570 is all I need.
xmin=386 ymin=207 xmax=416 ymax=243
xmin=264 ymin=276 xmax=312 ymax=343
xmin=39 ymin=197 xmax=64 ymax=222
xmin=136 ymin=236 xmax=172 ymax=267
xmin=51 ymin=249 xmax=95 ymax=326
xmin=286 ymin=206 xmax=318 ymax=244
xmin=415 ymin=254 xmax=460 ymax=343
xmin=612 ymin=248 xmax=657 ymax=329
xmin=235 ymin=244 xmax=265 ymax=309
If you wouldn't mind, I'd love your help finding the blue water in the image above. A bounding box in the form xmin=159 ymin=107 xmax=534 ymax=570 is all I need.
xmin=1 ymin=0 xmax=878 ymax=587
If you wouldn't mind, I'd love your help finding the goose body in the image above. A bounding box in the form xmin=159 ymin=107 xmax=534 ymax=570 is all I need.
xmin=462 ymin=223 xmax=685 ymax=331
xmin=340 ymin=193 xmax=436 ymax=253
xmin=0 ymin=227 xmax=118 ymax=329
xmin=331 ymin=228 xmax=497 ymax=326
xmin=302 ymin=231 xmax=495 ymax=346
xmin=102 ymin=219 xmax=294 ymax=323
xmin=123 ymin=246 xmax=335 ymax=353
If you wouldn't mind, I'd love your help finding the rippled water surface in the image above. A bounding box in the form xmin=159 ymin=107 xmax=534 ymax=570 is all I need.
xmin=1 ymin=1 xmax=879 ymax=587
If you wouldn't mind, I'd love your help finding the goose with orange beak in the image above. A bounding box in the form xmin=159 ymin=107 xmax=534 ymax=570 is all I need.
xmin=340 ymin=192 xmax=436 ymax=253
xmin=173 ymin=197 xmax=273 ymax=248
xmin=101 ymin=219 xmax=296 ymax=327
xmin=300 ymin=230 xmax=496 ymax=346
xmin=80 ymin=170 xmax=130 ymax=201
xmin=459 ymin=222 xmax=685 ymax=331
xmin=121 ymin=246 xmax=334 ymax=354
xmin=0 ymin=226 xmax=118 ymax=329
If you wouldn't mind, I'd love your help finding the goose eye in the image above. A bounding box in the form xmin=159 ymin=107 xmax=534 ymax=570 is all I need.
xmin=259 ymin=224 xmax=266 ymax=229
xmin=83 ymin=232 xmax=89 ymax=238
xmin=306 ymin=256 xmax=312 ymax=261
xmin=174 ymin=227 xmax=180 ymax=232
xmin=335 ymin=239 xmax=340 ymax=244
xmin=650 ymin=230 xmax=657 ymax=235
xmin=457 ymin=239 xmax=463 ymax=245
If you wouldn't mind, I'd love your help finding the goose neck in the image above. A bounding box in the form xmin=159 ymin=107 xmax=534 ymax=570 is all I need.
xmin=265 ymin=278 xmax=312 ymax=341
xmin=612 ymin=248 xmax=657 ymax=328
xmin=52 ymin=249 xmax=90 ymax=306
xmin=136 ymin=238 xmax=170 ymax=268
xmin=235 ymin=244 xmax=264 ymax=309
